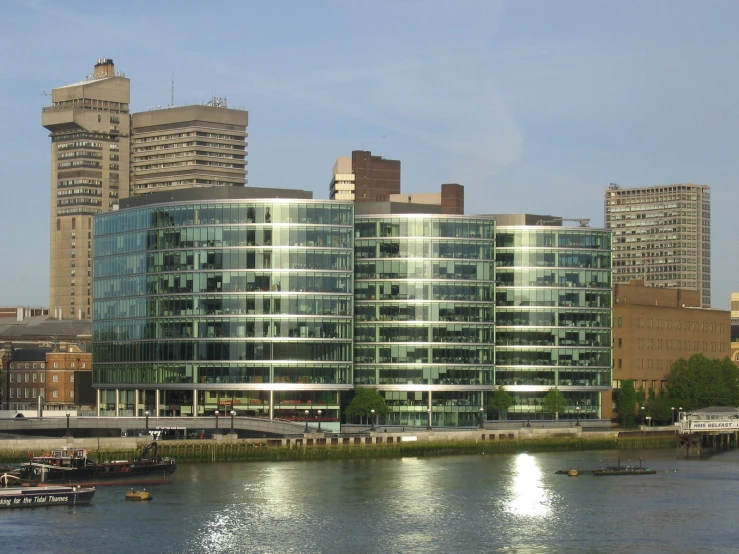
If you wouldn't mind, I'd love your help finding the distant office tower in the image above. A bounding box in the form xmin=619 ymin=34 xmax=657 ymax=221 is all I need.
xmin=130 ymin=100 xmax=248 ymax=195
xmin=43 ymin=58 xmax=131 ymax=319
xmin=731 ymin=292 xmax=739 ymax=325
xmin=604 ymin=183 xmax=711 ymax=307
xmin=329 ymin=150 xmax=400 ymax=202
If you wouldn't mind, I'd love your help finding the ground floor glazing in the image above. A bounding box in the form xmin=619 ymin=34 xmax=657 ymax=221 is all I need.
xmin=95 ymin=387 xmax=603 ymax=427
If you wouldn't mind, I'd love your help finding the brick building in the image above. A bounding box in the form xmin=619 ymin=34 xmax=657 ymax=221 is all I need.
xmin=3 ymin=345 xmax=92 ymax=411
xmin=45 ymin=346 xmax=93 ymax=411
xmin=4 ymin=348 xmax=51 ymax=411
xmin=608 ymin=280 xmax=730 ymax=419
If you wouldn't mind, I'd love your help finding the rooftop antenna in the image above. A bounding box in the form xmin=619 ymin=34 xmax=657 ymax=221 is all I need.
xmin=170 ymin=73 xmax=175 ymax=107
xmin=41 ymin=90 xmax=51 ymax=96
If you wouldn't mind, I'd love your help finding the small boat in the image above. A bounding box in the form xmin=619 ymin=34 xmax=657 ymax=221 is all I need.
xmin=125 ymin=489 xmax=152 ymax=501
xmin=0 ymin=485 xmax=95 ymax=509
xmin=557 ymin=457 xmax=657 ymax=476
xmin=593 ymin=468 xmax=656 ymax=476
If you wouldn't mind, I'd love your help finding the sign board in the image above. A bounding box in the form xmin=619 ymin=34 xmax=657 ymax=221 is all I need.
xmin=400 ymin=436 xmax=418 ymax=442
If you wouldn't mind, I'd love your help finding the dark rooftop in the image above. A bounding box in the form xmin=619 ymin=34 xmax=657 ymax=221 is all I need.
xmin=10 ymin=348 xmax=52 ymax=362
xmin=690 ymin=407 xmax=739 ymax=414
xmin=120 ymin=186 xmax=314 ymax=210
xmin=0 ymin=316 xmax=91 ymax=341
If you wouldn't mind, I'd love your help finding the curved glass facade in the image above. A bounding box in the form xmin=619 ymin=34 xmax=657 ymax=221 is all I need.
xmin=93 ymin=200 xmax=354 ymax=421
xmin=354 ymin=216 xmax=496 ymax=427
xmin=495 ymin=227 xmax=612 ymax=420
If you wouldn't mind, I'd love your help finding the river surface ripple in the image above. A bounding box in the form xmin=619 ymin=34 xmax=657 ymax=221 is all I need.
xmin=2 ymin=448 xmax=737 ymax=553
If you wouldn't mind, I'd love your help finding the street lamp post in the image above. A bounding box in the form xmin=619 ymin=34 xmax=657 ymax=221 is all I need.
xmin=641 ymin=406 xmax=645 ymax=427
xmin=671 ymin=407 xmax=675 ymax=425
xmin=575 ymin=406 xmax=581 ymax=427
xmin=426 ymin=409 xmax=432 ymax=431
xmin=145 ymin=410 xmax=150 ymax=432
xmin=214 ymin=410 xmax=220 ymax=430
xmin=370 ymin=409 xmax=376 ymax=431
xmin=64 ymin=412 xmax=71 ymax=438
xmin=646 ymin=416 xmax=652 ymax=427
xmin=304 ymin=410 xmax=309 ymax=433
xmin=230 ymin=410 xmax=236 ymax=434
xmin=479 ymin=408 xmax=485 ymax=429
xmin=317 ymin=410 xmax=322 ymax=433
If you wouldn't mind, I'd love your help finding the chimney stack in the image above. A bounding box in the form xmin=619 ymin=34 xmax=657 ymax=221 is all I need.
xmin=93 ymin=58 xmax=115 ymax=79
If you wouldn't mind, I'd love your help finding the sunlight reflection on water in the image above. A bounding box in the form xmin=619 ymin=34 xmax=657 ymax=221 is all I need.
xmin=507 ymin=453 xmax=551 ymax=518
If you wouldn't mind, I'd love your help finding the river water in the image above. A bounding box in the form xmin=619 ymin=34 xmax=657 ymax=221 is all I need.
xmin=3 ymin=447 xmax=737 ymax=553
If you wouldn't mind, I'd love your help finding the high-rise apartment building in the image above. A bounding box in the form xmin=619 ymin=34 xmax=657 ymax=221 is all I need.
xmin=43 ymin=59 xmax=131 ymax=320
xmin=130 ymin=101 xmax=248 ymax=195
xmin=604 ymin=183 xmax=711 ymax=307
xmin=45 ymin=61 xmax=250 ymax=318
xmin=329 ymin=150 xmax=400 ymax=202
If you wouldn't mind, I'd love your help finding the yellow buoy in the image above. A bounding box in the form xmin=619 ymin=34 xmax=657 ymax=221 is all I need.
xmin=125 ymin=489 xmax=153 ymax=501
xmin=568 ymin=469 xmax=579 ymax=477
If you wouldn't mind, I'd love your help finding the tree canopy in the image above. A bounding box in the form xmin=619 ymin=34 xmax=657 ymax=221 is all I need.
xmin=616 ymin=379 xmax=638 ymax=427
xmin=488 ymin=387 xmax=514 ymax=420
xmin=666 ymin=354 xmax=739 ymax=411
xmin=645 ymin=390 xmax=674 ymax=425
xmin=542 ymin=388 xmax=567 ymax=418
xmin=345 ymin=388 xmax=390 ymax=421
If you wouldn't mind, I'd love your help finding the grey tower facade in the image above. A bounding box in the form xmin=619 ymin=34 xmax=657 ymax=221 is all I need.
xmin=43 ymin=58 xmax=131 ymax=319
xmin=131 ymin=101 xmax=248 ymax=195
xmin=604 ymin=183 xmax=711 ymax=307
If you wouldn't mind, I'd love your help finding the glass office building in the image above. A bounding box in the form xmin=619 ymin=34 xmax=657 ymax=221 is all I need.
xmin=354 ymin=215 xmax=496 ymax=427
xmin=494 ymin=224 xmax=612 ymax=420
xmin=92 ymin=189 xmax=354 ymax=423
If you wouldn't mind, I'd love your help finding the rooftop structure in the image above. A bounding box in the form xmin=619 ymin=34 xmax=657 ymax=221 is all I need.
xmin=329 ymin=151 xmax=400 ymax=203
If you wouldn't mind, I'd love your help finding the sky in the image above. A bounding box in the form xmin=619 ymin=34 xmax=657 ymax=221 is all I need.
xmin=1 ymin=0 xmax=738 ymax=309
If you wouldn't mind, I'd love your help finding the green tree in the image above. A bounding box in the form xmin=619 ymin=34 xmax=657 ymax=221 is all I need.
xmin=542 ymin=388 xmax=567 ymax=419
xmin=636 ymin=385 xmax=646 ymax=409
xmin=646 ymin=391 xmax=673 ymax=425
xmin=488 ymin=386 xmax=514 ymax=421
xmin=667 ymin=354 xmax=739 ymax=410
xmin=345 ymin=388 xmax=390 ymax=424
xmin=616 ymin=379 xmax=638 ymax=427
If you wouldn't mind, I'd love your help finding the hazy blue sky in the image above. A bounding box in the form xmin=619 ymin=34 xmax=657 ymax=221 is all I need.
xmin=1 ymin=0 xmax=738 ymax=308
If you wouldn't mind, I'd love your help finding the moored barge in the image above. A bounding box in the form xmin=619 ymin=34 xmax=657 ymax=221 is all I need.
xmin=19 ymin=441 xmax=176 ymax=484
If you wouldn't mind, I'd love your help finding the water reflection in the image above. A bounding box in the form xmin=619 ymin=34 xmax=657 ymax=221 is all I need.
xmin=508 ymin=453 xmax=551 ymax=517
xmin=5 ymin=450 xmax=737 ymax=553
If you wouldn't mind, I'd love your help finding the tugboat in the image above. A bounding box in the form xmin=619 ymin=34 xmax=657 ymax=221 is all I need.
xmin=18 ymin=441 xmax=176 ymax=484
xmin=0 ymin=485 xmax=95 ymax=509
